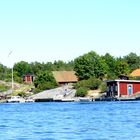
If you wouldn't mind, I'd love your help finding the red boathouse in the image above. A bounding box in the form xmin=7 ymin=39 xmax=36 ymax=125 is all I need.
xmin=106 ymin=80 xmax=140 ymax=98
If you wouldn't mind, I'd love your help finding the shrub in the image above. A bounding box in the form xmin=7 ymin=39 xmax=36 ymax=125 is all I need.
xmin=0 ymin=84 xmax=10 ymax=92
xmin=74 ymin=80 xmax=87 ymax=89
xmin=75 ymin=87 xmax=88 ymax=97
xmin=33 ymin=88 xmax=42 ymax=94
xmin=99 ymin=82 xmax=107 ymax=93
xmin=17 ymin=92 xmax=26 ymax=97
xmin=33 ymin=71 xmax=58 ymax=93
xmin=74 ymin=77 xmax=102 ymax=90
xmin=87 ymin=77 xmax=102 ymax=90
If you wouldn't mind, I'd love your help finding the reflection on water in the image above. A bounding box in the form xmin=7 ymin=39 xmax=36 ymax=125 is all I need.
xmin=0 ymin=102 xmax=140 ymax=140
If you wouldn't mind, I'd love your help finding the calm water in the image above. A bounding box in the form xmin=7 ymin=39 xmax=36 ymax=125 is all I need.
xmin=0 ymin=102 xmax=140 ymax=140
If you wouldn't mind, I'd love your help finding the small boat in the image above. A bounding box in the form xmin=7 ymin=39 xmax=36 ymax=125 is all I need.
xmin=7 ymin=96 xmax=25 ymax=103
xmin=25 ymin=97 xmax=34 ymax=102
xmin=61 ymin=98 xmax=75 ymax=102
xmin=79 ymin=97 xmax=92 ymax=102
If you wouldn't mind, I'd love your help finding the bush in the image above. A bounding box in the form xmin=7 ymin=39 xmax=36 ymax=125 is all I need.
xmin=87 ymin=77 xmax=102 ymax=90
xmin=33 ymin=71 xmax=58 ymax=93
xmin=37 ymin=82 xmax=57 ymax=91
xmin=99 ymin=82 xmax=107 ymax=93
xmin=74 ymin=80 xmax=87 ymax=89
xmin=33 ymin=88 xmax=42 ymax=94
xmin=74 ymin=77 xmax=102 ymax=90
xmin=0 ymin=84 xmax=10 ymax=92
xmin=75 ymin=87 xmax=88 ymax=97
xmin=17 ymin=92 xmax=26 ymax=97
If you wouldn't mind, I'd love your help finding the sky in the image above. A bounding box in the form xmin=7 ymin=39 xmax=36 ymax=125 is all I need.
xmin=0 ymin=0 xmax=140 ymax=67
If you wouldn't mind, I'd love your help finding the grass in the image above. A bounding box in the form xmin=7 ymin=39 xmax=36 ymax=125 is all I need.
xmin=0 ymin=84 xmax=10 ymax=92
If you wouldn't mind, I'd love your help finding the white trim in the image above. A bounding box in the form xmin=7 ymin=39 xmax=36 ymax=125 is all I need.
xmin=107 ymin=80 xmax=140 ymax=83
xmin=117 ymin=82 xmax=120 ymax=98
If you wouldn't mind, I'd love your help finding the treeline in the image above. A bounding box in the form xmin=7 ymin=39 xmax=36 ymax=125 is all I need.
xmin=74 ymin=51 xmax=140 ymax=80
xmin=0 ymin=51 xmax=140 ymax=94
xmin=0 ymin=60 xmax=74 ymax=83
xmin=0 ymin=51 xmax=140 ymax=82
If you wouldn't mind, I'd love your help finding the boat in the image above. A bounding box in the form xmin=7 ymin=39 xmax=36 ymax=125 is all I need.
xmin=25 ymin=97 xmax=34 ymax=102
xmin=79 ymin=97 xmax=92 ymax=102
xmin=61 ymin=98 xmax=75 ymax=102
xmin=7 ymin=96 xmax=25 ymax=103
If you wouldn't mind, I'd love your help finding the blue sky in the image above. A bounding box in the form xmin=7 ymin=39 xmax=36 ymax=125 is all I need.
xmin=0 ymin=0 xmax=140 ymax=67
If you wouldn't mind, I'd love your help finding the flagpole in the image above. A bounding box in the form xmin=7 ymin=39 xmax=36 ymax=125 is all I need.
xmin=8 ymin=50 xmax=14 ymax=92
xmin=12 ymin=66 xmax=14 ymax=91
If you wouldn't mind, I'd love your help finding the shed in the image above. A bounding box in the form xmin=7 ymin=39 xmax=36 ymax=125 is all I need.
xmin=106 ymin=80 xmax=140 ymax=98
xmin=52 ymin=71 xmax=78 ymax=86
xmin=23 ymin=74 xmax=35 ymax=84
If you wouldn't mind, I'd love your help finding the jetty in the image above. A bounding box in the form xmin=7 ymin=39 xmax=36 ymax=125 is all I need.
xmin=31 ymin=85 xmax=76 ymax=102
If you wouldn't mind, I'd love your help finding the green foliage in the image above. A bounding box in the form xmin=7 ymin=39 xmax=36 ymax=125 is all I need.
xmin=30 ymin=60 xmax=74 ymax=75
xmin=0 ymin=64 xmax=6 ymax=80
xmin=13 ymin=72 xmax=23 ymax=83
xmin=74 ymin=77 xmax=101 ymax=90
xmin=1 ymin=51 xmax=140 ymax=85
xmin=87 ymin=77 xmax=102 ymax=89
xmin=14 ymin=61 xmax=32 ymax=77
xmin=75 ymin=87 xmax=88 ymax=97
xmin=74 ymin=51 xmax=108 ymax=80
xmin=33 ymin=71 xmax=58 ymax=93
xmin=17 ymin=92 xmax=26 ymax=97
xmin=99 ymin=82 xmax=107 ymax=93
xmin=0 ymin=84 xmax=10 ymax=92
xmin=33 ymin=88 xmax=42 ymax=94
xmin=0 ymin=84 xmax=9 ymax=92
xmin=52 ymin=60 xmax=74 ymax=71
xmin=123 ymin=53 xmax=140 ymax=72
xmin=115 ymin=60 xmax=130 ymax=76
xmin=0 ymin=64 xmax=12 ymax=81
xmin=130 ymin=76 xmax=140 ymax=80
xmin=102 ymin=53 xmax=117 ymax=79
xmin=30 ymin=61 xmax=46 ymax=75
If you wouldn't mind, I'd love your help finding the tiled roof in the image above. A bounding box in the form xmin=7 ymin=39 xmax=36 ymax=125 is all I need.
xmin=52 ymin=71 xmax=78 ymax=83
xmin=130 ymin=69 xmax=140 ymax=77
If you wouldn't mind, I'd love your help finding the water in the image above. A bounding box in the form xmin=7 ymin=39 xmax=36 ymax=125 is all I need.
xmin=0 ymin=102 xmax=140 ymax=140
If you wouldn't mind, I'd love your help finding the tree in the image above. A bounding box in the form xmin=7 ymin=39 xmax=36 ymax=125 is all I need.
xmin=123 ymin=52 xmax=140 ymax=72
xmin=74 ymin=51 xmax=108 ymax=80
xmin=53 ymin=60 xmax=74 ymax=71
xmin=33 ymin=71 xmax=58 ymax=93
xmin=14 ymin=61 xmax=32 ymax=77
xmin=115 ymin=60 xmax=129 ymax=76
xmin=0 ymin=64 xmax=6 ymax=80
xmin=102 ymin=53 xmax=117 ymax=79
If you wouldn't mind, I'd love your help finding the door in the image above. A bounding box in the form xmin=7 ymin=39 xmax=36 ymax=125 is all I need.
xmin=127 ymin=84 xmax=133 ymax=95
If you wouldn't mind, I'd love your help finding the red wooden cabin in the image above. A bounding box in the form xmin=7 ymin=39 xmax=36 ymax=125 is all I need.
xmin=23 ymin=74 xmax=35 ymax=84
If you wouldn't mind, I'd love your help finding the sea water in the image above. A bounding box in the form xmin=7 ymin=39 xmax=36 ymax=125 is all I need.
xmin=0 ymin=102 xmax=140 ymax=140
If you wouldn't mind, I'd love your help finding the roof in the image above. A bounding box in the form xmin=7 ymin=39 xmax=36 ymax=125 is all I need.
xmin=52 ymin=71 xmax=78 ymax=83
xmin=130 ymin=69 xmax=140 ymax=77
xmin=106 ymin=79 xmax=140 ymax=83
